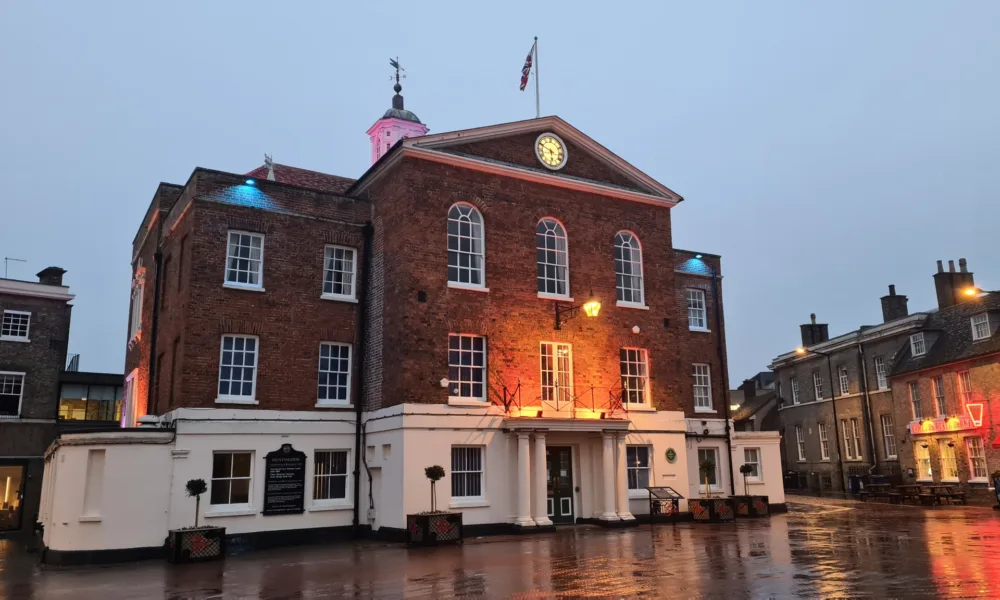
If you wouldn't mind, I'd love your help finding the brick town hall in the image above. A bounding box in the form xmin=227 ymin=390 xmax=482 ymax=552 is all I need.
xmin=38 ymin=77 xmax=783 ymax=562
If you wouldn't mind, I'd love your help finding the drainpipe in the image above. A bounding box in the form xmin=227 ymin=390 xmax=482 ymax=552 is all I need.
xmin=711 ymin=268 xmax=737 ymax=496
xmin=352 ymin=222 xmax=373 ymax=533
xmin=146 ymin=250 xmax=164 ymax=419
xmin=856 ymin=334 xmax=879 ymax=475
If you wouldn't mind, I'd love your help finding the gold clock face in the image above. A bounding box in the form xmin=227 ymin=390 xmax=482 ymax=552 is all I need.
xmin=536 ymin=134 xmax=566 ymax=170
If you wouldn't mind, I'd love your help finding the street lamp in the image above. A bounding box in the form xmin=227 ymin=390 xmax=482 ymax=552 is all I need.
xmin=795 ymin=345 xmax=847 ymax=490
xmin=554 ymin=290 xmax=602 ymax=330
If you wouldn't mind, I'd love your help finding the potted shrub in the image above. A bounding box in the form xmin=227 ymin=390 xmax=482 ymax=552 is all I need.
xmin=690 ymin=458 xmax=734 ymax=522
xmin=167 ymin=479 xmax=227 ymax=564
xmin=406 ymin=465 xmax=463 ymax=546
xmin=732 ymin=464 xmax=770 ymax=518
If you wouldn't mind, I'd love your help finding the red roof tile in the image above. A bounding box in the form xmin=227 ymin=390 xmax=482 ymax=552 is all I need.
xmin=245 ymin=164 xmax=356 ymax=194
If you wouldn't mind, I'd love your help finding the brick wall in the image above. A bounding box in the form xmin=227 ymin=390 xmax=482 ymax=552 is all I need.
xmin=0 ymin=293 xmax=71 ymax=420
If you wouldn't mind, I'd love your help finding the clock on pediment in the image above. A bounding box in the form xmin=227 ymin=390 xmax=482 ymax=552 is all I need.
xmin=535 ymin=132 xmax=567 ymax=171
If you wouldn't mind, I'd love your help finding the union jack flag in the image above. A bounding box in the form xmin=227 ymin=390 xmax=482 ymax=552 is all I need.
xmin=519 ymin=42 xmax=535 ymax=91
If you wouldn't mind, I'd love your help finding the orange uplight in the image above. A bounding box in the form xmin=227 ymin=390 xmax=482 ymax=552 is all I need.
xmin=967 ymin=403 xmax=984 ymax=427
xmin=963 ymin=287 xmax=979 ymax=297
xmin=795 ymin=347 xmax=807 ymax=355
xmin=583 ymin=298 xmax=602 ymax=318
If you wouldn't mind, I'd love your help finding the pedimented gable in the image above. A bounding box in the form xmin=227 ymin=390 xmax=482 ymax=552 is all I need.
xmin=400 ymin=117 xmax=682 ymax=205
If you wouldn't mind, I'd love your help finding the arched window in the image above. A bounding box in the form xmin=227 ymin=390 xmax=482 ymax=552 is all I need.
xmin=447 ymin=203 xmax=485 ymax=287
xmin=536 ymin=218 xmax=569 ymax=297
xmin=614 ymin=231 xmax=644 ymax=305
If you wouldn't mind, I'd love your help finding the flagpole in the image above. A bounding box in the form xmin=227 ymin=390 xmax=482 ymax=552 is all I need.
xmin=534 ymin=36 xmax=540 ymax=119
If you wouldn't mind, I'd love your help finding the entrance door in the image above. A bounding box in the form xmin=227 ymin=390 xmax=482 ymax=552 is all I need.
xmin=546 ymin=446 xmax=574 ymax=523
xmin=0 ymin=465 xmax=25 ymax=532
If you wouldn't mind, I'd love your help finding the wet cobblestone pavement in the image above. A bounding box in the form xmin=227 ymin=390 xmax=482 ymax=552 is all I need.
xmin=4 ymin=496 xmax=1000 ymax=599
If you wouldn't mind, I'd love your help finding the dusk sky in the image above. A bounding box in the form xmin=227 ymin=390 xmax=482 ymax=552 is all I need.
xmin=2 ymin=2 xmax=998 ymax=382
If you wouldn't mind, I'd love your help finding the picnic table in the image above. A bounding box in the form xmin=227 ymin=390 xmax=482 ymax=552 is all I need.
xmin=896 ymin=484 xmax=925 ymax=503
xmin=858 ymin=483 xmax=899 ymax=503
xmin=924 ymin=484 xmax=968 ymax=505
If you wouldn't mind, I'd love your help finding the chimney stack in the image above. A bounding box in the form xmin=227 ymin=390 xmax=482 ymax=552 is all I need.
xmin=742 ymin=378 xmax=757 ymax=400
xmin=880 ymin=284 xmax=909 ymax=323
xmin=36 ymin=267 xmax=66 ymax=287
xmin=933 ymin=258 xmax=975 ymax=310
xmin=800 ymin=313 xmax=830 ymax=347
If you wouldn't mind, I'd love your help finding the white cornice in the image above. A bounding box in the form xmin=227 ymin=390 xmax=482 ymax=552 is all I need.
xmin=0 ymin=279 xmax=74 ymax=302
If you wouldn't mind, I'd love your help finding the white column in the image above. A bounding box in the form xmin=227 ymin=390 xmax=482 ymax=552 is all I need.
xmin=600 ymin=432 xmax=619 ymax=521
xmin=616 ymin=432 xmax=635 ymax=520
xmin=533 ymin=432 xmax=552 ymax=526
xmin=515 ymin=432 xmax=535 ymax=527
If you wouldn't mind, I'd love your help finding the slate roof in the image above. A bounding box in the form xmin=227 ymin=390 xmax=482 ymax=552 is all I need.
xmin=732 ymin=390 xmax=777 ymax=422
xmin=245 ymin=164 xmax=356 ymax=194
xmin=891 ymin=292 xmax=1000 ymax=376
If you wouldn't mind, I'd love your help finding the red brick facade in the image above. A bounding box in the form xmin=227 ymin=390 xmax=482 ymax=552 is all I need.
xmin=126 ymin=119 xmax=727 ymax=422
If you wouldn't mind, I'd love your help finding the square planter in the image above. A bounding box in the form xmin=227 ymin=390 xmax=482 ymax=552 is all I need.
xmin=406 ymin=512 xmax=463 ymax=546
xmin=731 ymin=495 xmax=770 ymax=518
xmin=690 ymin=497 xmax=735 ymax=523
xmin=167 ymin=526 xmax=227 ymax=564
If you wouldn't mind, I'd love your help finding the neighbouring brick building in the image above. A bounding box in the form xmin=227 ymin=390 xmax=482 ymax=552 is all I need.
xmin=890 ymin=260 xmax=1000 ymax=501
xmin=0 ymin=268 xmax=73 ymax=534
xmin=39 ymin=81 xmax=783 ymax=564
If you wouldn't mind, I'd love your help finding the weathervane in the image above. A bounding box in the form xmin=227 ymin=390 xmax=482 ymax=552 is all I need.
xmin=389 ymin=57 xmax=406 ymax=91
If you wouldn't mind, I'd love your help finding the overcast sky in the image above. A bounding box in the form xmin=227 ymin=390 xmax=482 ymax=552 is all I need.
xmin=2 ymin=2 xmax=999 ymax=382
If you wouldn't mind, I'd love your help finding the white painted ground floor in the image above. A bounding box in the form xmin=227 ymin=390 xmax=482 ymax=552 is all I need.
xmin=37 ymin=404 xmax=784 ymax=562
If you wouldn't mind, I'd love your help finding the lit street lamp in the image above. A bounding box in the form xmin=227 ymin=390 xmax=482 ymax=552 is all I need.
xmin=554 ymin=290 xmax=602 ymax=330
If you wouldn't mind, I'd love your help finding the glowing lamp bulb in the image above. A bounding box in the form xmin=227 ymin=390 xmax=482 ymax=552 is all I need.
xmin=695 ymin=254 xmax=703 ymax=259
xmin=795 ymin=347 xmax=806 ymax=355
xmin=583 ymin=298 xmax=602 ymax=318
xmin=245 ymin=179 xmax=256 ymax=186
xmin=963 ymin=287 xmax=978 ymax=296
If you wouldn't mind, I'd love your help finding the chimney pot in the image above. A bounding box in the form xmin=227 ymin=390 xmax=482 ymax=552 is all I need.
xmin=949 ymin=260 xmax=956 ymax=272
xmin=960 ymin=258 xmax=968 ymax=273
xmin=36 ymin=266 xmax=66 ymax=287
xmin=888 ymin=284 xmax=896 ymax=296
xmin=937 ymin=260 xmax=944 ymax=273
xmin=881 ymin=284 xmax=908 ymax=322
xmin=810 ymin=313 xmax=817 ymax=324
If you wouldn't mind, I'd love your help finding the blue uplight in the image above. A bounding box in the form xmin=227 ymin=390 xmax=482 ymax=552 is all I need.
xmin=245 ymin=179 xmax=256 ymax=186
xmin=695 ymin=254 xmax=703 ymax=259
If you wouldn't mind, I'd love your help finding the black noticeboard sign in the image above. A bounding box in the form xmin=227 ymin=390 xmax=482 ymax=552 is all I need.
xmin=263 ymin=444 xmax=306 ymax=516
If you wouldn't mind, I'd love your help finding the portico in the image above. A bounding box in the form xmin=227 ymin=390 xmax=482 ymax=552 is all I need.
xmin=505 ymin=417 xmax=634 ymax=528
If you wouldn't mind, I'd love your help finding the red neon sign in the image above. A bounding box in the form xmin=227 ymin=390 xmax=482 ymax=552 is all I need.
xmin=967 ymin=403 xmax=984 ymax=427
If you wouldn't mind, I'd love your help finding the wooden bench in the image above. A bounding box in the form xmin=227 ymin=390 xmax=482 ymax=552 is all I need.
xmin=864 ymin=491 xmax=901 ymax=504
xmin=937 ymin=492 xmax=968 ymax=505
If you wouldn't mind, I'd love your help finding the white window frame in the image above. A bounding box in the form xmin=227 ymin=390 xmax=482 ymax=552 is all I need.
xmin=224 ymin=230 xmax=265 ymax=290
xmin=619 ymin=348 xmax=650 ymax=407
xmin=790 ymin=377 xmax=800 ymax=405
xmin=850 ymin=418 xmax=863 ymax=460
xmin=121 ymin=369 xmax=137 ymax=428
xmin=321 ymin=245 xmax=358 ymax=302
xmin=450 ymin=446 xmax=485 ymax=504
xmin=915 ymin=443 xmax=933 ymax=482
xmin=317 ymin=342 xmax=352 ymax=406
xmin=626 ymin=446 xmax=652 ymax=491
xmin=0 ymin=372 xmax=25 ymax=419
xmin=838 ymin=366 xmax=849 ymax=396
xmin=743 ymin=448 xmax=762 ymax=483
xmin=0 ymin=310 xmax=31 ymax=342
xmin=216 ymin=334 xmax=259 ymax=404
xmin=818 ymin=422 xmax=830 ymax=460
xmin=536 ymin=218 xmax=570 ymax=299
xmin=312 ymin=449 xmax=351 ymax=508
xmin=812 ymin=372 xmax=824 ymax=401
xmin=958 ymin=371 xmax=973 ymax=406
xmin=880 ymin=414 xmax=897 ymax=459
xmin=910 ymin=333 xmax=926 ymax=357
xmin=129 ymin=279 xmax=143 ymax=341
xmin=540 ymin=342 xmax=573 ymax=406
xmin=447 ymin=203 xmax=486 ymax=290
xmin=841 ymin=420 xmax=856 ymax=460
xmin=874 ymin=356 xmax=888 ymax=390
xmin=448 ymin=334 xmax=487 ymax=403
xmin=795 ymin=426 xmax=806 ymax=462
xmin=693 ymin=363 xmax=713 ymax=412
xmin=909 ymin=381 xmax=922 ymax=420
xmin=613 ymin=231 xmax=645 ymax=308
xmin=932 ymin=376 xmax=946 ymax=417
xmin=966 ymin=436 xmax=988 ymax=481
xmin=686 ymin=289 xmax=708 ymax=331
xmin=209 ymin=451 xmax=254 ymax=511
xmin=697 ymin=447 xmax=722 ymax=491
xmin=938 ymin=440 xmax=959 ymax=482
xmin=971 ymin=313 xmax=991 ymax=341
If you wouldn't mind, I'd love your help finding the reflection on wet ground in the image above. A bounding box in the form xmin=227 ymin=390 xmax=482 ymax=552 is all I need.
xmin=3 ymin=496 xmax=1000 ymax=599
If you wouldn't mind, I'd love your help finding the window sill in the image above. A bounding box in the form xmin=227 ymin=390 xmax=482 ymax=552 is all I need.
xmin=448 ymin=282 xmax=489 ymax=293
xmin=886 ymin=455 xmax=898 ymax=461
xmin=0 ymin=337 xmax=29 ymax=343
xmin=745 ymin=480 xmax=764 ymax=485
xmin=204 ymin=507 xmax=256 ymax=518
xmin=448 ymin=397 xmax=489 ymax=407
xmin=449 ymin=498 xmax=489 ymax=509
xmin=616 ymin=301 xmax=648 ymax=310
xmin=215 ymin=397 xmax=259 ymax=405
xmin=969 ymin=477 xmax=989 ymax=485
xmin=320 ymin=294 xmax=358 ymax=304
xmin=694 ymin=407 xmax=717 ymax=414
xmin=78 ymin=515 xmax=102 ymax=523
xmin=537 ymin=292 xmax=573 ymax=302
xmin=688 ymin=327 xmax=711 ymax=334
xmin=916 ymin=478 xmax=934 ymax=483
xmin=308 ymin=502 xmax=353 ymax=512
xmin=941 ymin=478 xmax=960 ymax=483
xmin=628 ymin=489 xmax=651 ymax=499
xmin=315 ymin=402 xmax=354 ymax=409
xmin=223 ymin=282 xmax=265 ymax=293
xmin=626 ymin=405 xmax=656 ymax=413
